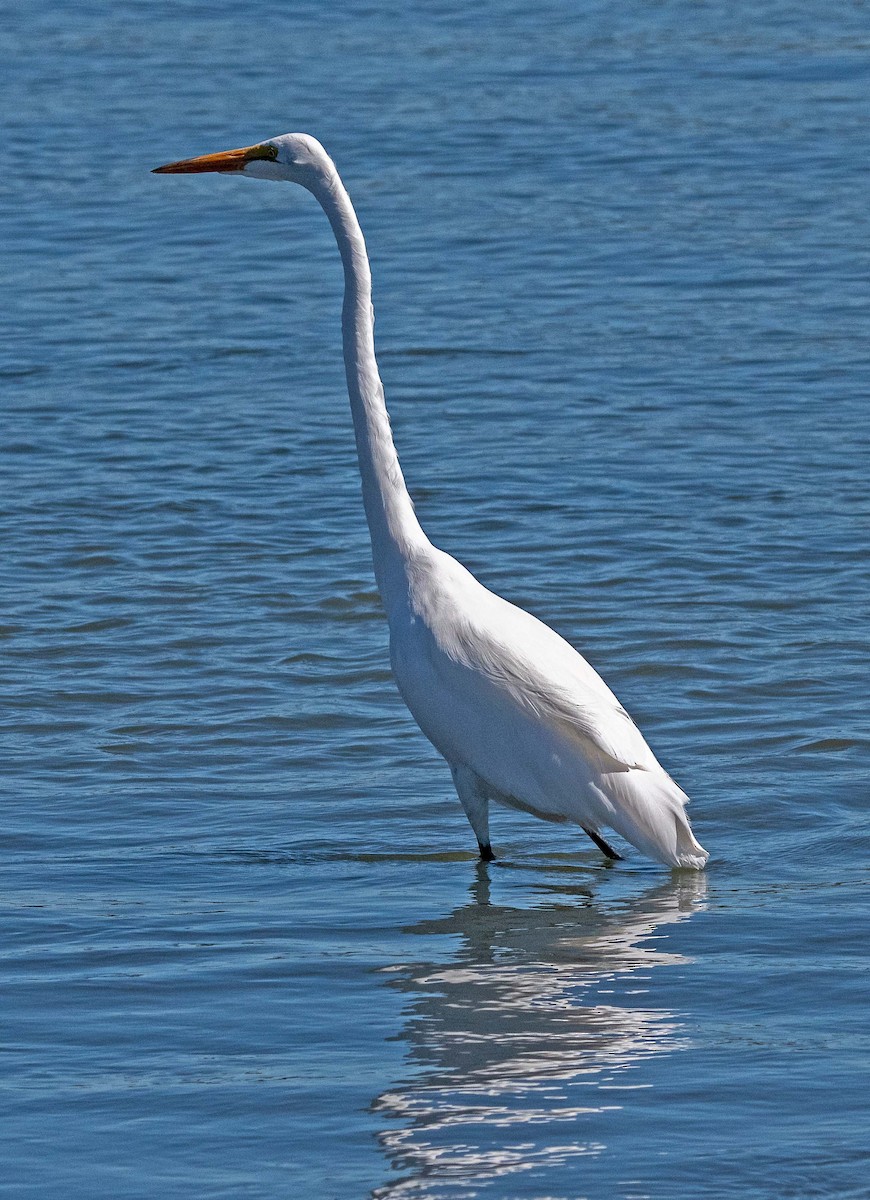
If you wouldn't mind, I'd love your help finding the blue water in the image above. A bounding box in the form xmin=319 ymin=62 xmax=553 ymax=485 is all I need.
xmin=3 ymin=2 xmax=869 ymax=1196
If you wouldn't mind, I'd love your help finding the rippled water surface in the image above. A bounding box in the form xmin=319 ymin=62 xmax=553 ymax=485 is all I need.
xmin=3 ymin=2 xmax=869 ymax=1196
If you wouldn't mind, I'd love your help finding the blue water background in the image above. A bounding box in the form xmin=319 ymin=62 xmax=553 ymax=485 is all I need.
xmin=2 ymin=2 xmax=868 ymax=1196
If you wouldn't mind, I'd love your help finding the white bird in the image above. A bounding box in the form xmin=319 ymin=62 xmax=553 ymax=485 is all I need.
xmin=154 ymin=133 xmax=708 ymax=870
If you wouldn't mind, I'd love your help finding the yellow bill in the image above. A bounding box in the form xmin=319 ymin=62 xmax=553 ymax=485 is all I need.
xmin=152 ymin=143 xmax=277 ymax=174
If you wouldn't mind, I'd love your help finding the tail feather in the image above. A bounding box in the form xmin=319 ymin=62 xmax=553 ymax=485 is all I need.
xmin=594 ymin=769 xmax=708 ymax=870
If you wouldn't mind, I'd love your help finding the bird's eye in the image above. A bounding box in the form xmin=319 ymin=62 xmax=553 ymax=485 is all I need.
xmin=264 ymin=145 xmax=278 ymax=160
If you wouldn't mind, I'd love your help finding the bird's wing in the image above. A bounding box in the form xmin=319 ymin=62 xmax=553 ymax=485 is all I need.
xmin=437 ymin=574 xmax=660 ymax=775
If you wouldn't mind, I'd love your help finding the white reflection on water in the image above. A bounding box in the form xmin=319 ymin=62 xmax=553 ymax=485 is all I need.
xmin=372 ymin=869 xmax=706 ymax=1197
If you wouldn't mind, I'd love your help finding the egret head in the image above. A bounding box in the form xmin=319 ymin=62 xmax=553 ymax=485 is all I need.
xmin=152 ymin=133 xmax=330 ymax=189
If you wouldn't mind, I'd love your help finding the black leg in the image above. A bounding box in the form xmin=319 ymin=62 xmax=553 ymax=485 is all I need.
xmin=582 ymin=826 xmax=623 ymax=860
xmin=478 ymin=841 xmax=496 ymax=862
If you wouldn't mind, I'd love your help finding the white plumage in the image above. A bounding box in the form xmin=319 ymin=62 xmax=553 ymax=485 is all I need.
xmin=154 ymin=132 xmax=708 ymax=870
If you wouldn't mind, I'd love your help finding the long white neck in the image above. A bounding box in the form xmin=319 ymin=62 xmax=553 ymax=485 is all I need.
xmin=308 ymin=166 xmax=429 ymax=609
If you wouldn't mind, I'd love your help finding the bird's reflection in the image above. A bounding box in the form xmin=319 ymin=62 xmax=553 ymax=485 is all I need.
xmin=371 ymin=865 xmax=707 ymax=1197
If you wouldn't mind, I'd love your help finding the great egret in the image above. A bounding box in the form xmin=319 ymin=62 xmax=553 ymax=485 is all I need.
xmin=154 ymin=134 xmax=708 ymax=870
